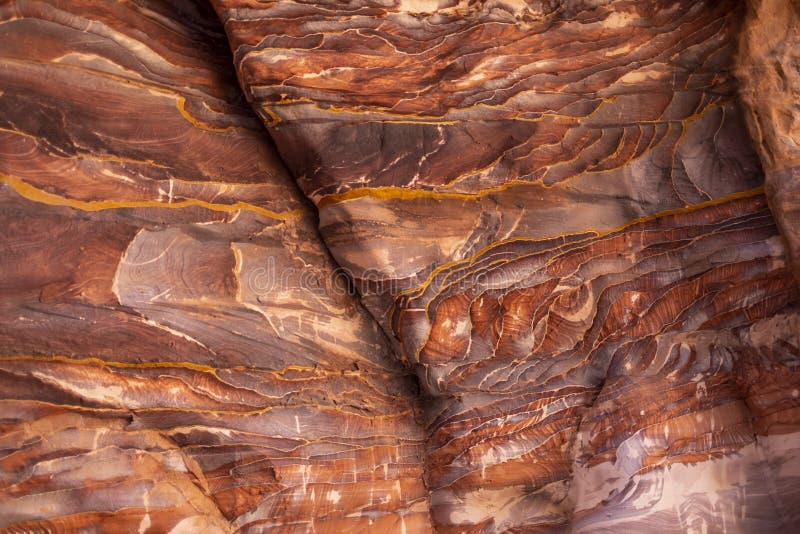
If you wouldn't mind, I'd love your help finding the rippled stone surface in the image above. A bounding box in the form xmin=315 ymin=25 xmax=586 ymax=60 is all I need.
xmin=1 ymin=0 xmax=799 ymax=532
xmin=0 ymin=1 xmax=428 ymax=532
xmin=214 ymin=0 xmax=800 ymax=531
xmin=213 ymin=0 xmax=765 ymax=317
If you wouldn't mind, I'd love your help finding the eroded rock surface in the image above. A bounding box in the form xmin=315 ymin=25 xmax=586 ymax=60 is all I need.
xmin=1 ymin=0 xmax=799 ymax=532
xmin=0 ymin=1 xmax=428 ymax=531
xmin=736 ymin=0 xmax=800 ymax=283
xmin=214 ymin=0 xmax=800 ymax=531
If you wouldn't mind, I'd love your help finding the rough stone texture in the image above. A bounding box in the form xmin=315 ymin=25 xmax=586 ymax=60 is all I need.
xmin=1 ymin=0 xmax=799 ymax=532
xmin=736 ymin=0 xmax=800 ymax=283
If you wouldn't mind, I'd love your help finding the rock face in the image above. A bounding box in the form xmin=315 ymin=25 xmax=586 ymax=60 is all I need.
xmin=1 ymin=0 xmax=799 ymax=533
xmin=736 ymin=0 xmax=800 ymax=283
xmin=214 ymin=0 xmax=800 ymax=531
xmin=0 ymin=1 xmax=428 ymax=531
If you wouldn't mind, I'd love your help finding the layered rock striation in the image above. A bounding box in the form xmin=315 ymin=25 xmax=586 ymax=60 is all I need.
xmin=0 ymin=1 xmax=428 ymax=531
xmin=1 ymin=0 xmax=799 ymax=532
xmin=214 ymin=0 xmax=800 ymax=531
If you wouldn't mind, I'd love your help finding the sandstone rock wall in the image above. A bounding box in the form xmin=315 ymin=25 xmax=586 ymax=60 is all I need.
xmin=1 ymin=1 xmax=798 ymax=532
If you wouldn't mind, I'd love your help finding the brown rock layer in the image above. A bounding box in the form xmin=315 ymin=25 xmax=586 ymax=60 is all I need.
xmin=213 ymin=0 xmax=764 ymax=322
xmin=0 ymin=1 xmax=428 ymax=532
xmin=214 ymin=0 xmax=800 ymax=531
xmin=1 ymin=0 xmax=799 ymax=532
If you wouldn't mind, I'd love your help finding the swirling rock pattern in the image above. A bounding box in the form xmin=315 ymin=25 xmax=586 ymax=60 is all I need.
xmin=214 ymin=0 xmax=800 ymax=532
xmin=1 ymin=0 xmax=799 ymax=533
xmin=213 ymin=0 xmax=765 ymax=320
xmin=0 ymin=1 xmax=428 ymax=532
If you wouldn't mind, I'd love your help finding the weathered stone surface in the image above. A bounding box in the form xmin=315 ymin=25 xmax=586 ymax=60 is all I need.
xmin=1 ymin=0 xmax=799 ymax=532
xmin=214 ymin=0 xmax=765 ymax=318
xmin=214 ymin=0 xmax=800 ymax=531
xmin=0 ymin=1 xmax=428 ymax=531
xmin=736 ymin=0 xmax=800 ymax=283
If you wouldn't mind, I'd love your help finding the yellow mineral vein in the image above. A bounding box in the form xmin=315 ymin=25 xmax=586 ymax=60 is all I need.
xmin=388 ymin=186 xmax=767 ymax=326
xmin=0 ymin=173 xmax=307 ymax=222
